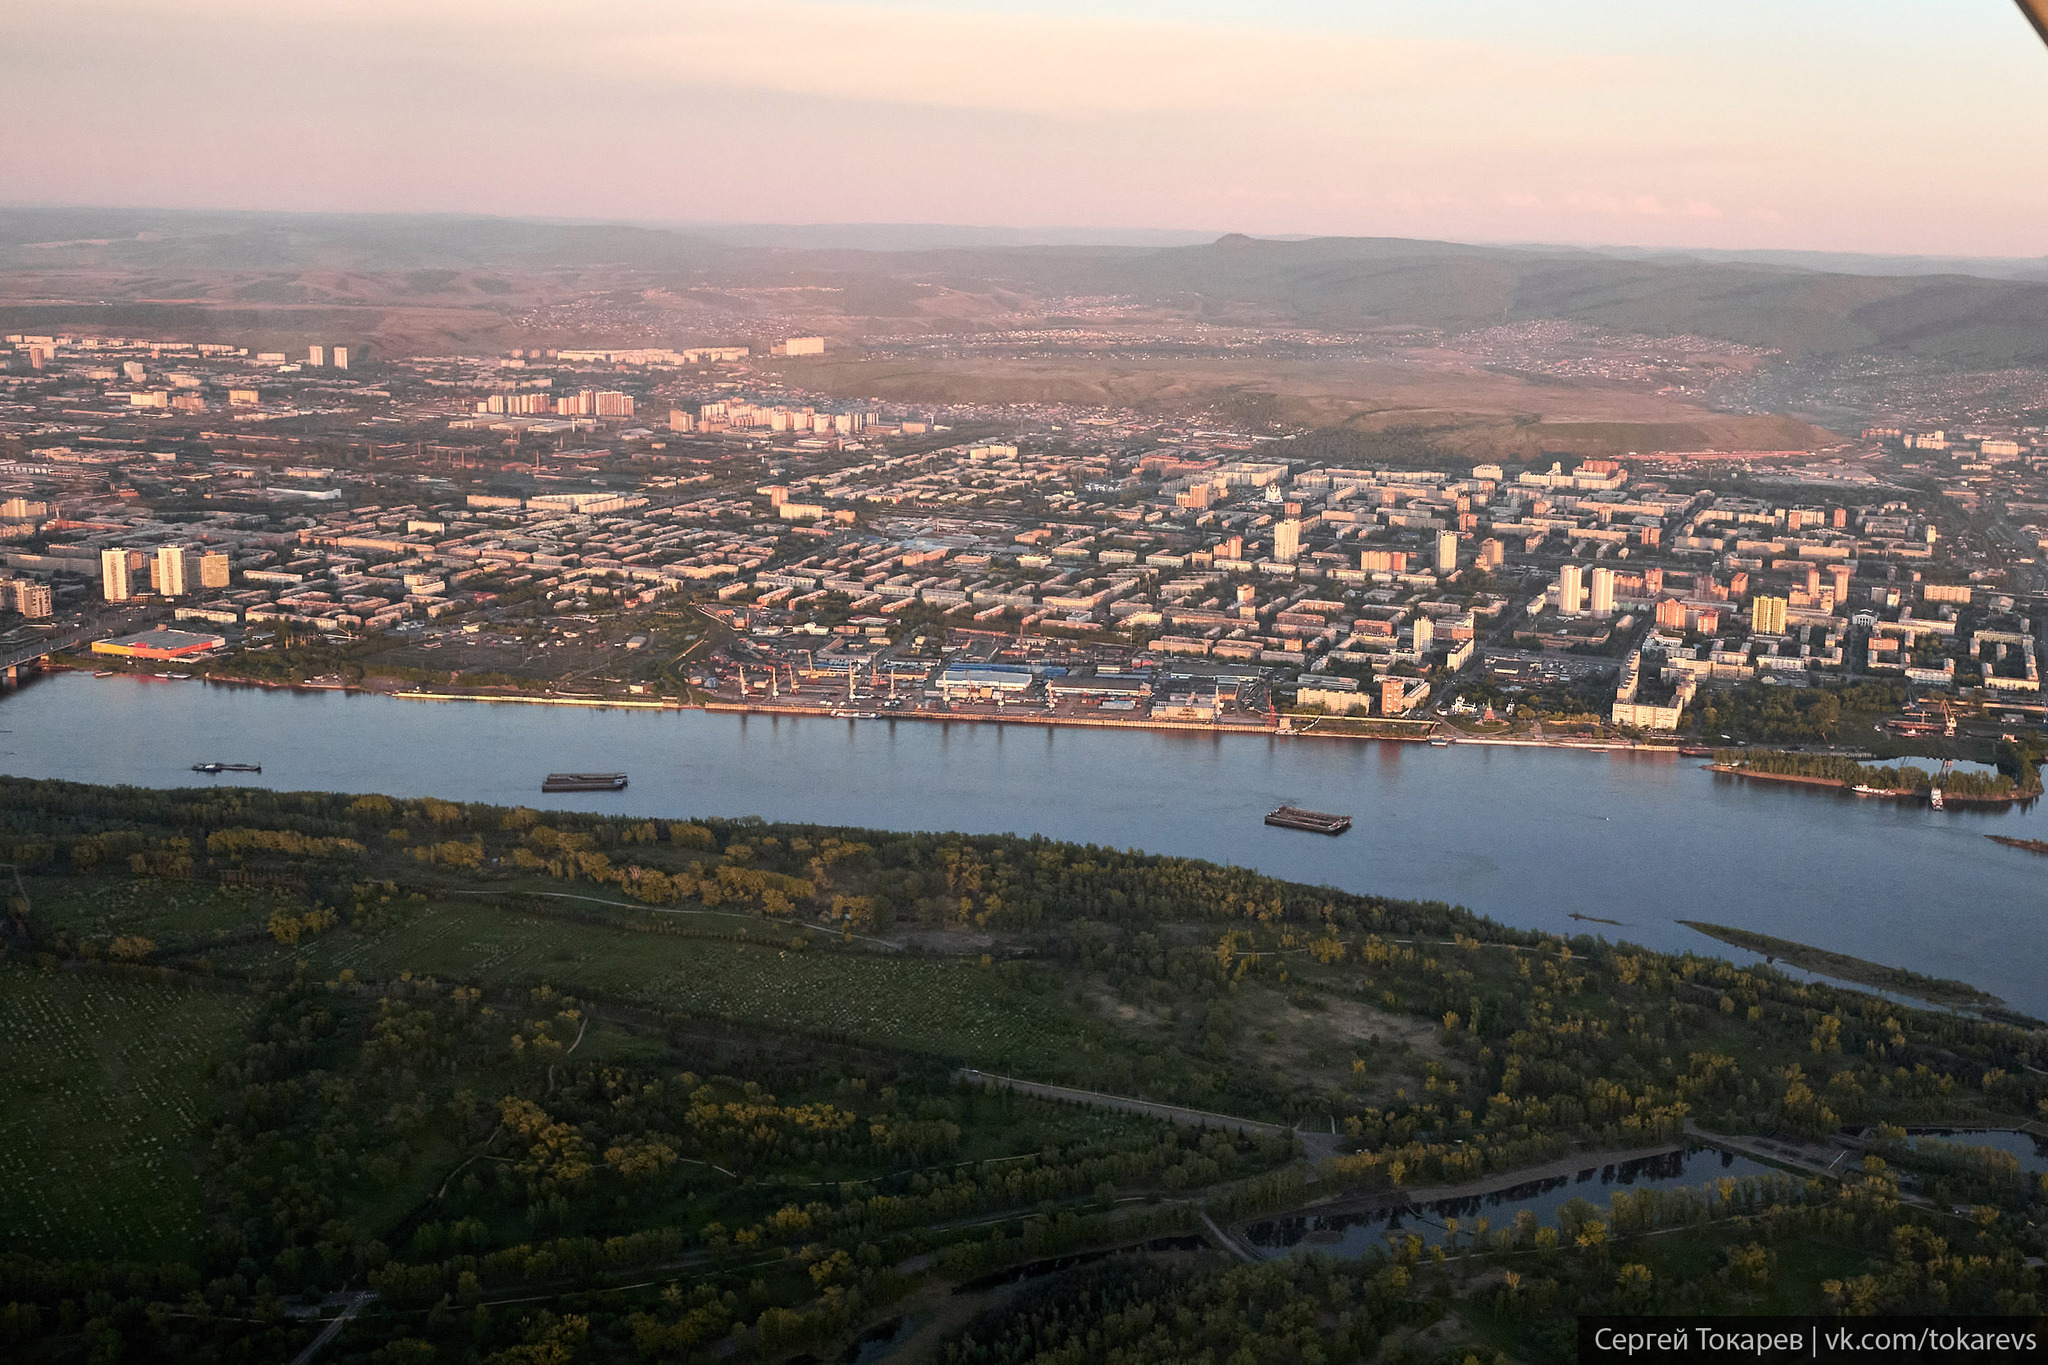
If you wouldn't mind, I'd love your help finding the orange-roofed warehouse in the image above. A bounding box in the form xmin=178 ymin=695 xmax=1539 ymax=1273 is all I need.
xmin=91 ymin=627 xmax=227 ymax=660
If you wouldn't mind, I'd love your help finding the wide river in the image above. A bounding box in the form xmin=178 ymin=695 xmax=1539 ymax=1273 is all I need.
xmin=4 ymin=672 xmax=2044 ymax=1015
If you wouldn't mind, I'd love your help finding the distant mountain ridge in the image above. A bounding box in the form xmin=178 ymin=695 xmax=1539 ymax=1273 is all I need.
xmin=862 ymin=234 xmax=2048 ymax=367
xmin=0 ymin=208 xmax=734 ymax=272
xmin=3 ymin=208 xmax=2046 ymax=368
xmin=1575 ymin=243 xmax=2048 ymax=282
xmin=662 ymin=222 xmax=1222 ymax=250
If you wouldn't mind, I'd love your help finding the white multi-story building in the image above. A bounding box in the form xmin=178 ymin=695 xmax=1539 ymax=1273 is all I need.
xmin=11 ymin=580 xmax=52 ymax=619
xmin=155 ymin=545 xmax=191 ymax=598
xmin=1557 ymin=563 xmax=1583 ymax=616
xmin=101 ymin=548 xmax=134 ymax=601
xmin=1590 ymin=566 xmax=1616 ymax=617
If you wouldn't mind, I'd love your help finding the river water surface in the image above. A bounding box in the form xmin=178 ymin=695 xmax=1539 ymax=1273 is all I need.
xmin=3 ymin=673 xmax=2043 ymax=1015
xmin=1243 ymin=1145 xmax=1781 ymax=1258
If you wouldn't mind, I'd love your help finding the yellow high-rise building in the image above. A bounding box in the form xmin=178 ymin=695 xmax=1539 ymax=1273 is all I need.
xmin=1751 ymin=595 xmax=1788 ymax=636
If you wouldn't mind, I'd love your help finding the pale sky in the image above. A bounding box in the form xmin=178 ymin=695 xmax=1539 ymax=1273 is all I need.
xmin=4 ymin=0 xmax=2046 ymax=256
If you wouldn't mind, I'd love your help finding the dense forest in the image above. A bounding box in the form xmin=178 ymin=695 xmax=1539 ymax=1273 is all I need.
xmin=0 ymin=776 xmax=2042 ymax=1363
xmin=1685 ymin=681 xmax=1907 ymax=744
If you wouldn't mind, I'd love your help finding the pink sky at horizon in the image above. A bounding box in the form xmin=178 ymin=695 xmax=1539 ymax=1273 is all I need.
xmin=3 ymin=0 xmax=2045 ymax=258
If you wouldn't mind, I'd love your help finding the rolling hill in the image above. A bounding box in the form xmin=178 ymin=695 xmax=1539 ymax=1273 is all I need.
xmin=4 ymin=208 xmax=2046 ymax=369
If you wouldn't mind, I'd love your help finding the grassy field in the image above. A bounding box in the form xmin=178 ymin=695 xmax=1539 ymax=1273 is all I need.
xmin=51 ymin=873 xmax=1428 ymax=1120
xmin=28 ymin=877 xmax=291 ymax=954
xmin=209 ymin=899 xmax=1131 ymax=1079
xmin=758 ymin=354 xmax=1837 ymax=454
xmin=0 ymin=965 xmax=254 ymax=1261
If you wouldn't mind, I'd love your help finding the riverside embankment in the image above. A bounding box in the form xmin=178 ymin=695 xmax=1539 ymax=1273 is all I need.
xmin=6 ymin=670 xmax=2048 ymax=1017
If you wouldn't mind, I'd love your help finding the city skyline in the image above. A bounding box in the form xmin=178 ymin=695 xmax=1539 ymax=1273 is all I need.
xmin=4 ymin=1 xmax=2047 ymax=257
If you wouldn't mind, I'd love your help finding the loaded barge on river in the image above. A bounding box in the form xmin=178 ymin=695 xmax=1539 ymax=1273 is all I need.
xmin=1264 ymin=805 xmax=1352 ymax=835
xmin=542 ymin=772 xmax=629 ymax=793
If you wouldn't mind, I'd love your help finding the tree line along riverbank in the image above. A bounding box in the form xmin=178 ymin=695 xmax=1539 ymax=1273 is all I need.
xmin=1674 ymin=921 xmax=2038 ymax=1026
xmin=1711 ymin=744 xmax=2044 ymax=803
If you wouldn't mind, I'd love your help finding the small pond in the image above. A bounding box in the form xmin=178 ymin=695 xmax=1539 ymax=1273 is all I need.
xmin=1898 ymin=1128 xmax=2048 ymax=1176
xmin=1244 ymin=1145 xmax=1782 ymax=1260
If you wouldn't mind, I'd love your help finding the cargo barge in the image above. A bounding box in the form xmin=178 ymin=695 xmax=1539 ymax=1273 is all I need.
xmin=1264 ymin=805 xmax=1352 ymax=835
xmin=542 ymin=772 xmax=629 ymax=793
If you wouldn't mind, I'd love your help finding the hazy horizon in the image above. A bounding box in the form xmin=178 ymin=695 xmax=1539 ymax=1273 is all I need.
xmin=6 ymin=204 xmax=2048 ymax=274
xmin=5 ymin=1 xmax=2045 ymax=258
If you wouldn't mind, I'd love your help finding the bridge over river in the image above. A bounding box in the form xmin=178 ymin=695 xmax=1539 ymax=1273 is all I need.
xmin=0 ymin=631 xmax=92 ymax=683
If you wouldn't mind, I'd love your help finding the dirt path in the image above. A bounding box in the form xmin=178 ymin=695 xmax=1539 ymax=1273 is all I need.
xmin=288 ymin=1291 xmax=375 ymax=1365
xmin=1200 ymin=1209 xmax=1259 ymax=1264
xmin=954 ymin=1068 xmax=1341 ymax=1161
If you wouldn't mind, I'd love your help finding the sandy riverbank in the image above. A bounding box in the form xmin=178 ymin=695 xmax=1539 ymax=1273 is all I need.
xmin=1706 ymin=764 xmax=1862 ymax=791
